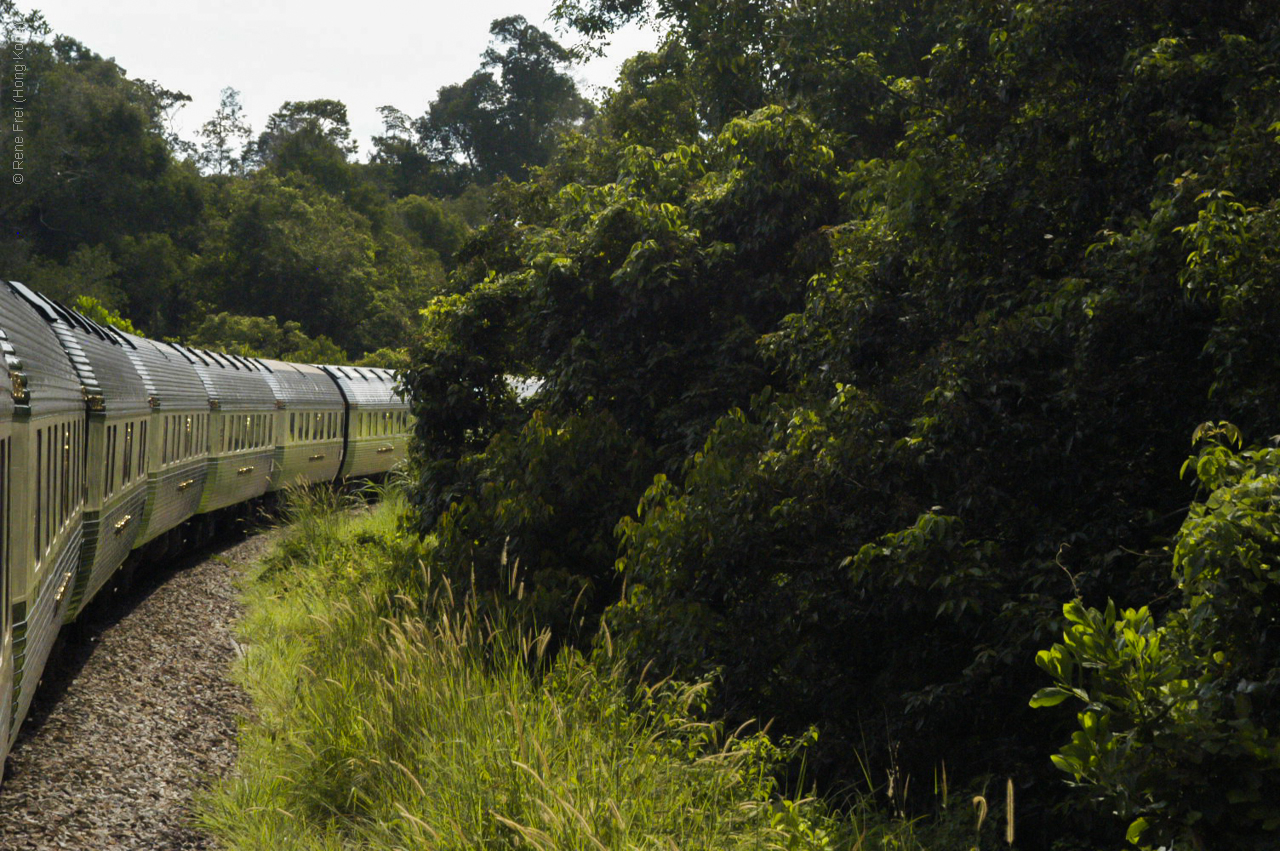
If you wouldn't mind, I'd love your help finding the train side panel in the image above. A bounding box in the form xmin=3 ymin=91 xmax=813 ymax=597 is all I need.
xmin=320 ymin=366 xmax=412 ymax=478
xmin=257 ymin=360 xmax=345 ymax=490
xmin=168 ymin=347 xmax=277 ymax=513
xmin=0 ymin=284 xmax=87 ymax=760
xmin=120 ymin=336 xmax=211 ymax=546
xmin=4 ymin=286 xmax=154 ymax=621
xmin=0 ymin=346 xmax=14 ymax=781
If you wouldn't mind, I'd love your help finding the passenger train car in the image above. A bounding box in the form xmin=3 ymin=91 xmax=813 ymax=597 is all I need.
xmin=0 ymin=282 xmax=413 ymax=781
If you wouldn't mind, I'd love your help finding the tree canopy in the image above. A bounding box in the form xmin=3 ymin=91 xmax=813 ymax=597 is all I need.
xmin=405 ymin=1 xmax=1280 ymax=847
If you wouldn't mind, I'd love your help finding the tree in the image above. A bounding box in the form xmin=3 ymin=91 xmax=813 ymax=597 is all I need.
xmin=0 ymin=0 xmax=47 ymax=44
xmin=187 ymin=312 xmax=347 ymax=363
xmin=0 ymin=35 xmax=205 ymax=261
xmin=417 ymin=16 xmax=593 ymax=184
xmin=1035 ymin=431 xmax=1280 ymax=850
xmin=247 ymin=98 xmax=358 ymax=193
xmin=198 ymin=87 xmax=253 ymax=176
xmin=369 ymin=105 xmax=443 ymax=197
xmin=407 ymin=1 xmax=1280 ymax=846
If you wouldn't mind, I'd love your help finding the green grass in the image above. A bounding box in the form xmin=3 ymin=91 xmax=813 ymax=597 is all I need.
xmin=199 ymin=486 xmax=970 ymax=850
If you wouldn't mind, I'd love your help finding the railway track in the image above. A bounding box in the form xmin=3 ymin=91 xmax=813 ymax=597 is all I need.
xmin=0 ymin=530 xmax=268 ymax=850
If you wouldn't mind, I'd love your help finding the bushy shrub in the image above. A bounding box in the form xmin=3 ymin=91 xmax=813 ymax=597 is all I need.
xmin=1034 ymin=428 xmax=1280 ymax=849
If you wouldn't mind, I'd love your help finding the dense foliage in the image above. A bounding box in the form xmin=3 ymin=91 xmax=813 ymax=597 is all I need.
xmin=0 ymin=4 xmax=583 ymax=362
xmin=204 ymin=490 xmax=970 ymax=850
xmin=1036 ymin=430 xmax=1280 ymax=849
xmin=8 ymin=0 xmax=1280 ymax=844
xmin=405 ymin=1 xmax=1280 ymax=847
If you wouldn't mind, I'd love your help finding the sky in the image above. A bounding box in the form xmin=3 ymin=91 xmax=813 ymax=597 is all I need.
xmin=28 ymin=0 xmax=664 ymax=158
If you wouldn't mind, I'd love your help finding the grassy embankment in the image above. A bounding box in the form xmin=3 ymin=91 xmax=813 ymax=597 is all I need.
xmin=200 ymin=487 xmax=990 ymax=850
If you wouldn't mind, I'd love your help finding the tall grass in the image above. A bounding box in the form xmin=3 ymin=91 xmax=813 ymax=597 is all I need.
xmin=200 ymin=486 xmax=973 ymax=850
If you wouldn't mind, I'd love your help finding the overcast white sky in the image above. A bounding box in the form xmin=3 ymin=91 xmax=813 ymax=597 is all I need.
xmin=29 ymin=0 xmax=663 ymax=158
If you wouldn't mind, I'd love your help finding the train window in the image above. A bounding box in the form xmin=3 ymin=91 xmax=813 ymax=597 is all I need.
xmin=104 ymin=424 xmax=115 ymax=499
xmin=139 ymin=421 xmax=148 ymax=476
xmin=46 ymin=427 xmax=54 ymax=548
xmin=48 ymin=426 xmax=55 ymax=545
xmin=70 ymin=422 xmax=77 ymax=509
xmin=34 ymin=427 xmax=42 ymax=561
xmin=123 ymin=422 xmax=133 ymax=484
xmin=71 ymin=421 xmax=78 ymax=509
xmin=61 ymin=423 xmax=70 ymax=524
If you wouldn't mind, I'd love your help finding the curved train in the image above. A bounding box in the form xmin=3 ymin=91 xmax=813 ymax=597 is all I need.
xmin=0 ymin=280 xmax=412 ymax=780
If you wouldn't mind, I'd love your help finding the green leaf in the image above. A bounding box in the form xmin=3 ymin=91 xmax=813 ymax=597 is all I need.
xmin=1029 ymin=687 xmax=1072 ymax=708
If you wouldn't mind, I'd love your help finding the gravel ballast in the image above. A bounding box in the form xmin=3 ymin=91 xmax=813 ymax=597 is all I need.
xmin=0 ymin=532 xmax=271 ymax=850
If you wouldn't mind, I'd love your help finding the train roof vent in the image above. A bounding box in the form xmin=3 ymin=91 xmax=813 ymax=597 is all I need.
xmin=170 ymin=343 xmax=211 ymax=367
xmin=7 ymin=280 xmax=62 ymax=323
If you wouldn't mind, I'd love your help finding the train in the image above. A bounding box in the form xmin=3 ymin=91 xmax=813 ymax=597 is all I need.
xmin=0 ymin=280 xmax=413 ymax=781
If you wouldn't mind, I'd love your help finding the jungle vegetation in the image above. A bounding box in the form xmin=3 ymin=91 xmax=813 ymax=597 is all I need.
xmin=5 ymin=0 xmax=1280 ymax=847
xmin=403 ymin=1 xmax=1280 ymax=848
xmin=0 ymin=4 xmax=585 ymax=362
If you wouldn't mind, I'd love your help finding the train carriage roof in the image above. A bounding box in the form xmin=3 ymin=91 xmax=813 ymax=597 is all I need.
xmin=254 ymin=359 xmax=345 ymax=410
xmin=1 ymin=282 xmax=127 ymax=414
xmin=317 ymin=365 xmax=405 ymax=409
xmin=116 ymin=334 xmax=210 ymax=410
xmin=167 ymin=343 xmax=276 ymax=411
